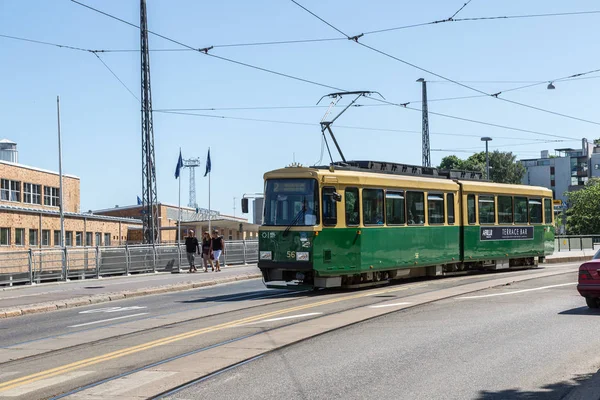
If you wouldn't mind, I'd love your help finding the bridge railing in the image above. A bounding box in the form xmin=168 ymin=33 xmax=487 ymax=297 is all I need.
xmin=0 ymin=240 xmax=259 ymax=287
xmin=554 ymin=235 xmax=600 ymax=252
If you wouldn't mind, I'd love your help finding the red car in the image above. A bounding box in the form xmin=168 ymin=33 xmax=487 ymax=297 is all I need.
xmin=577 ymin=248 xmax=600 ymax=308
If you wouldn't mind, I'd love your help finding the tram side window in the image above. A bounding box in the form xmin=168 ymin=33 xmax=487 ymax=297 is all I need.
xmin=322 ymin=187 xmax=338 ymax=226
xmin=407 ymin=192 xmax=425 ymax=225
xmin=498 ymin=196 xmax=513 ymax=224
xmin=427 ymin=193 xmax=445 ymax=224
xmin=386 ymin=191 xmax=405 ymax=225
xmin=345 ymin=187 xmax=360 ymax=226
xmin=447 ymin=193 xmax=455 ymax=224
xmin=514 ymin=197 xmax=528 ymax=223
xmin=363 ymin=189 xmax=384 ymax=225
xmin=467 ymin=194 xmax=476 ymax=224
xmin=479 ymin=195 xmax=496 ymax=224
xmin=544 ymin=198 xmax=553 ymax=224
xmin=529 ymin=198 xmax=543 ymax=224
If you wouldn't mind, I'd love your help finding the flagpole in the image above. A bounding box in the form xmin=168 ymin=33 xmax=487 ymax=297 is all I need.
xmin=57 ymin=96 xmax=66 ymax=279
xmin=208 ymin=147 xmax=211 ymax=232
xmin=177 ymin=147 xmax=182 ymax=269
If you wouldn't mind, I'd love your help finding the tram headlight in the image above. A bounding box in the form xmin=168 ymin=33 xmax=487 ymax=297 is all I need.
xmin=296 ymin=252 xmax=309 ymax=261
xmin=260 ymin=251 xmax=272 ymax=260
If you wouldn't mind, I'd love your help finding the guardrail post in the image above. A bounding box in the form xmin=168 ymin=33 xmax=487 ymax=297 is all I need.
xmin=243 ymin=240 xmax=247 ymax=265
xmin=125 ymin=244 xmax=130 ymax=276
xmin=580 ymin=237 xmax=583 ymax=251
xmin=177 ymin=244 xmax=182 ymax=270
xmin=95 ymin=246 xmax=100 ymax=279
xmin=63 ymin=247 xmax=70 ymax=281
xmin=152 ymin=243 xmax=157 ymax=273
xmin=28 ymin=248 xmax=33 ymax=285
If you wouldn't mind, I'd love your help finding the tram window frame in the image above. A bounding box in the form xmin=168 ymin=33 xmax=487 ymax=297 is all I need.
xmin=322 ymin=186 xmax=338 ymax=227
xmin=345 ymin=187 xmax=360 ymax=227
xmin=497 ymin=195 xmax=513 ymax=224
xmin=386 ymin=190 xmax=406 ymax=225
xmin=529 ymin=198 xmax=543 ymax=224
xmin=478 ymin=195 xmax=496 ymax=224
xmin=407 ymin=191 xmax=425 ymax=225
xmin=427 ymin=193 xmax=445 ymax=225
xmin=467 ymin=194 xmax=476 ymax=224
xmin=514 ymin=196 xmax=528 ymax=224
xmin=363 ymin=188 xmax=385 ymax=226
xmin=544 ymin=198 xmax=553 ymax=224
xmin=447 ymin=193 xmax=455 ymax=225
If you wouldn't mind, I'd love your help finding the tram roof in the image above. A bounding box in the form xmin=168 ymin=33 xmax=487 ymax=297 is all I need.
xmin=460 ymin=180 xmax=552 ymax=197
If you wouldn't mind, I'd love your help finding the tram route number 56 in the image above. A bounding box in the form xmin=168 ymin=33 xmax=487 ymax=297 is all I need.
xmin=286 ymin=251 xmax=296 ymax=259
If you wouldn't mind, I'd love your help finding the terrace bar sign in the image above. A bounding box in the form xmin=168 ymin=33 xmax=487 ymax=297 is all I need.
xmin=480 ymin=226 xmax=534 ymax=241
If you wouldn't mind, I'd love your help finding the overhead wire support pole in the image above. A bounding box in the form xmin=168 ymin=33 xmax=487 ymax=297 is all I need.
xmin=417 ymin=78 xmax=431 ymax=167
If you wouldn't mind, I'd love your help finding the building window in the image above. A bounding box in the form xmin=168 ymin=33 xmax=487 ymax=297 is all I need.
xmin=0 ymin=228 xmax=9 ymax=245
xmin=467 ymin=194 xmax=476 ymax=224
xmin=24 ymin=183 xmax=42 ymax=205
xmin=44 ymin=186 xmax=60 ymax=207
xmin=15 ymin=228 xmax=25 ymax=246
xmin=42 ymin=230 xmax=50 ymax=246
xmin=1 ymin=179 xmax=21 ymax=202
xmin=447 ymin=193 xmax=455 ymax=225
xmin=95 ymin=232 xmax=102 ymax=246
xmin=29 ymin=229 xmax=39 ymax=246
xmin=345 ymin=187 xmax=360 ymax=226
xmin=76 ymin=231 xmax=83 ymax=246
xmin=550 ymin=166 xmax=555 ymax=174
xmin=54 ymin=230 xmax=62 ymax=246
xmin=86 ymin=232 xmax=93 ymax=246
xmin=514 ymin=197 xmax=528 ymax=223
xmin=363 ymin=189 xmax=384 ymax=225
xmin=65 ymin=231 xmax=73 ymax=246
xmin=104 ymin=233 xmax=111 ymax=246
xmin=529 ymin=198 xmax=543 ymax=224
xmin=427 ymin=193 xmax=445 ymax=224
xmin=478 ymin=195 xmax=496 ymax=224
xmin=498 ymin=196 xmax=513 ymax=224
xmin=322 ymin=187 xmax=338 ymax=226
xmin=407 ymin=192 xmax=425 ymax=225
xmin=386 ymin=191 xmax=405 ymax=225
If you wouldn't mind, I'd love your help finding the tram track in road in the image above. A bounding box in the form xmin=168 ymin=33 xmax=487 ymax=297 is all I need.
xmin=0 ymin=264 xmax=579 ymax=399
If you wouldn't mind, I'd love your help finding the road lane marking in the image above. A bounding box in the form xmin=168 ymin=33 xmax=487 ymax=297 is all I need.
xmin=79 ymin=306 xmax=147 ymax=314
xmin=368 ymin=302 xmax=412 ymax=309
xmin=0 ymin=283 xmax=421 ymax=393
xmin=248 ymin=312 xmax=322 ymax=324
xmin=68 ymin=313 xmax=149 ymax=328
xmin=0 ymin=371 xmax=92 ymax=397
xmin=458 ymin=282 xmax=577 ymax=299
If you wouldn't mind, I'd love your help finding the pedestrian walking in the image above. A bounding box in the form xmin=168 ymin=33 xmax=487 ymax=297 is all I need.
xmin=210 ymin=230 xmax=225 ymax=272
xmin=184 ymin=230 xmax=200 ymax=273
xmin=201 ymin=231 xmax=213 ymax=272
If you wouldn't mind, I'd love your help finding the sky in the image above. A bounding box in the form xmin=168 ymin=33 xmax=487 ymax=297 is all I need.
xmin=1 ymin=0 xmax=599 ymax=218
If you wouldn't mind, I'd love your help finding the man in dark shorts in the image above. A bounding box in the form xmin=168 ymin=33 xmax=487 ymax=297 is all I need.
xmin=185 ymin=230 xmax=200 ymax=273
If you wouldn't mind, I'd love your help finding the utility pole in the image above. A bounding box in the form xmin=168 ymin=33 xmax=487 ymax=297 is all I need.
xmin=481 ymin=137 xmax=493 ymax=179
xmin=140 ymin=0 xmax=158 ymax=244
xmin=417 ymin=78 xmax=431 ymax=168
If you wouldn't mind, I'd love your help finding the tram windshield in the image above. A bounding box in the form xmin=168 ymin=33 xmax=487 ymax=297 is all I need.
xmin=264 ymin=179 xmax=319 ymax=226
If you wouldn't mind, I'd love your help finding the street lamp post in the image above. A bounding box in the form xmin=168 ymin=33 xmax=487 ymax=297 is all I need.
xmin=481 ymin=137 xmax=493 ymax=179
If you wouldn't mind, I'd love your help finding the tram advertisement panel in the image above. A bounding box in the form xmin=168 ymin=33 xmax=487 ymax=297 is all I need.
xmin=480 ymin=226 xmax=534 ymax=241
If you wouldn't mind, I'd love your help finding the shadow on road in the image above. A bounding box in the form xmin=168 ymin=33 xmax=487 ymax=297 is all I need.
xmin=179 ymin=290 xmax=309 ymax=304
xmin=559 ymin=306 xmax=600 ymax=316
xmin=476 ymin=372 xmax=596 ymax=399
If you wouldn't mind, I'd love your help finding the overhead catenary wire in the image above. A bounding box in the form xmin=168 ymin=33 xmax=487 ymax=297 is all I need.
xmin=93 ymin=53 xmax=140 ymax=102
xmin=289 ymin=0 xmax=600 ymax=127
xmin=449 ymin=0 xmax=474 ymax=20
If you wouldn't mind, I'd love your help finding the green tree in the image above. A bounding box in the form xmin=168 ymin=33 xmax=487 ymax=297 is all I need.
xmin=566 ymin=178 xmax=600 ymax=234
xmin=488 ymin=151 xmax=526 ymax=184
xmin=438 ymin=155 xmax=464 ymax=170
xmin=594 ymin=138 xmax=600 ymax=146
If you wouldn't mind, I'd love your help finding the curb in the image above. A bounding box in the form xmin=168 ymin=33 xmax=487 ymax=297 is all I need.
xmin=0 ymin=273 xmax=262 ymax=320
xmin=545 ymin=255 xmax=594 ymax=264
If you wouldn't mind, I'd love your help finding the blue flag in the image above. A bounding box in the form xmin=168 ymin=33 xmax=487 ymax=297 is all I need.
xmin=204 ymin=148 xmax=211 ymax=177
xmin=175 ymin=149 xmax=184 ymax=179
xmin=137 ymin=196 xmax=142 ymax=205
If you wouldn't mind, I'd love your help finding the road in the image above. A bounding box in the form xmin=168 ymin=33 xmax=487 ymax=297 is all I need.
xmin=0 ymin=261 xmax=597 ymax=399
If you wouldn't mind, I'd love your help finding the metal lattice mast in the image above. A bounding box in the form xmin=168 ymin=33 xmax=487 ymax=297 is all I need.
xmin=141 ymin=0 xmax=158 ymax=243
xmin=183 ymin=158 xmax=201 ymax=208
xmin=417 ymin=78 xmax=431 ymax=167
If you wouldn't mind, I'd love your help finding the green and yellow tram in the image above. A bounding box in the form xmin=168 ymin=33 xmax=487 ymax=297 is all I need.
xmin=257 ymin=161 xmax=554 ymax=289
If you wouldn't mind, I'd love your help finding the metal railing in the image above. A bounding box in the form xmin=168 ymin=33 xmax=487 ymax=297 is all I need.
xmin=0 ymin=240 xmax=258 ymax=287
xmin=554 ymin=235 xmax=600 ymax=252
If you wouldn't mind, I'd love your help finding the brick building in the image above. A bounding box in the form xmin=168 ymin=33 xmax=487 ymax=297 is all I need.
xmin=0 ymin=148 xmax=141 ymax=251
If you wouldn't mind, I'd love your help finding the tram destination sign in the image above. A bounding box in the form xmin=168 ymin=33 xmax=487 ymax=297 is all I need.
xmin=480 ymin=226 xmax=534 ymax=241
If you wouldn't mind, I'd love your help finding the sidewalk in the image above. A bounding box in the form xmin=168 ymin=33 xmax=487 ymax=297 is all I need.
xmin=0 ymin=248 xmax=595 ymax=319
xmin=0 ymin=264 xmax=261 ymax=318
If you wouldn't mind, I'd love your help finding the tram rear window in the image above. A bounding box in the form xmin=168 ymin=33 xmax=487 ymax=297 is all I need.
xmin=263 ymin=179 xmax=319 ymax=226
xmin=544 ymin=198 xmax=553 ymax=224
